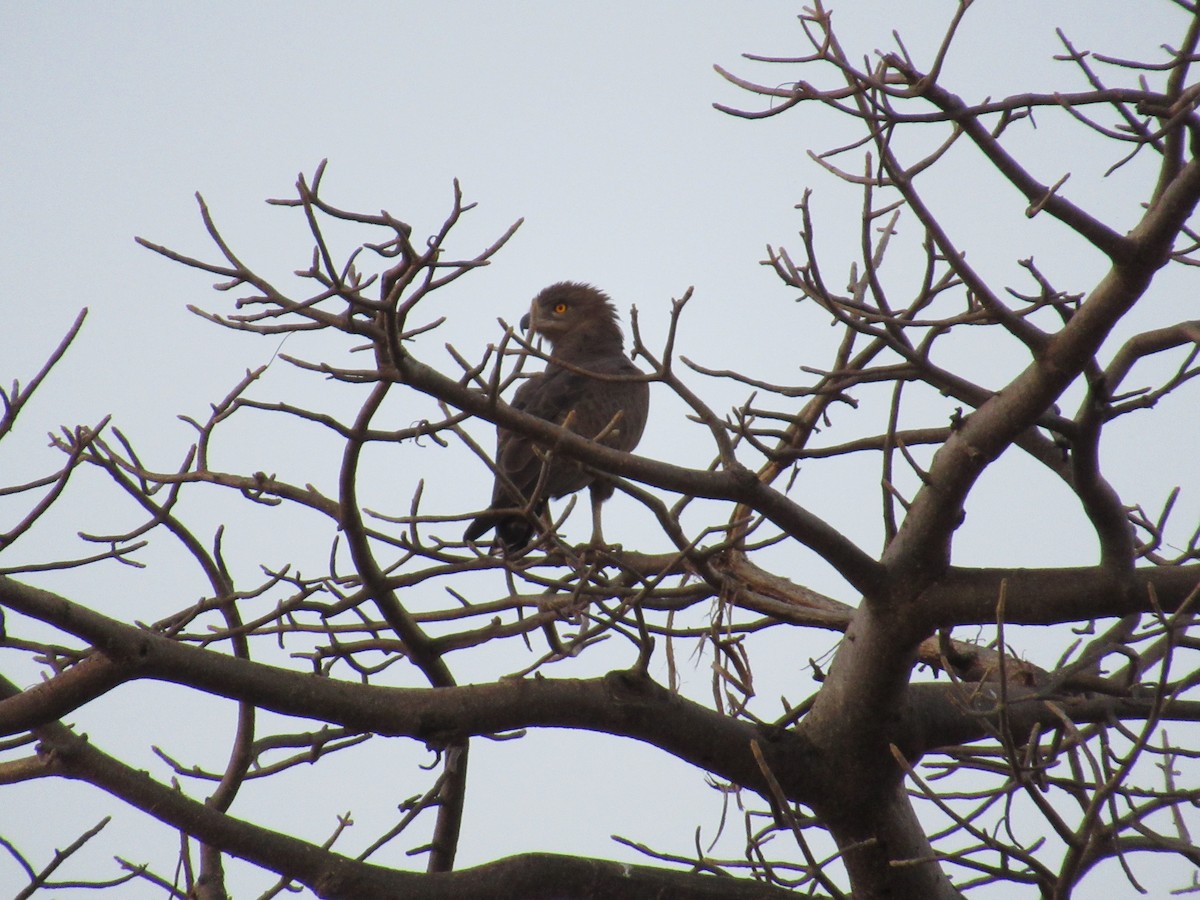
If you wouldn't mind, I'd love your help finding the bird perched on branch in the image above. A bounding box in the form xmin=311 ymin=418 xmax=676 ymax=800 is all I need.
xmin=464 ymin=282 xmax=650 ymax=552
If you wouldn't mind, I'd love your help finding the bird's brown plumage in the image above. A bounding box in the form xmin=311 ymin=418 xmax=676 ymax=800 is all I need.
xmin=464 ymin=282 xmax=649 ymax=551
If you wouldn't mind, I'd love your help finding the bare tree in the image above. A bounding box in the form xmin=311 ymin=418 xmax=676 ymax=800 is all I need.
xmin=3 ymin=4 xmax=1200 ymax=898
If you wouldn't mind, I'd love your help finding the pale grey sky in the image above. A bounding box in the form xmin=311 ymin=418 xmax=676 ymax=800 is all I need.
xmin=1 ymin=3 xmax=1195 ymax=897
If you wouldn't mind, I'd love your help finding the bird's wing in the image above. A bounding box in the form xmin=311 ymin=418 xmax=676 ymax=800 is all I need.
xmin=493 ymin=368 xmax=593 ymax=505
xmin=560 ymin=357 xmax=649 ymax=454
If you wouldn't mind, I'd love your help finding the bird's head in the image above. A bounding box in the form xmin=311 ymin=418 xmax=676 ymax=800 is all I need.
xmin=520 ymin=282 xmax=624 ymax=354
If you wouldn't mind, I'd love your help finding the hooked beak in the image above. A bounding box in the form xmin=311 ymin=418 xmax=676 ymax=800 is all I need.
xmin=519 ymin=312 xmax=531 ymax=332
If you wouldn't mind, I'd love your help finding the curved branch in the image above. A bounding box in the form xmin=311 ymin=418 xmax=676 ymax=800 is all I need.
xmin=389 ymin=354 xmax=888 ymax=597
xmin=5 ymin=673 xmax=790 ymax=899
xmin=0 ymin=576 xmax=816 ymax=802
xmin=890 ymin=158 xmax=1200 ymax=586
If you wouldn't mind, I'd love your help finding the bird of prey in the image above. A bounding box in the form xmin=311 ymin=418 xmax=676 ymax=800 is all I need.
xmin=464 ymin=282 xmax=650 ymax=552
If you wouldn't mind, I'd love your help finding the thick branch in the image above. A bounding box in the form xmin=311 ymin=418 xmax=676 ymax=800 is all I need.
xmin=924 ymin=564 xmax=1200 ymax=626
xmin=888 ymin=159 xmax=1200 ymax=586
xmin=7 ymin=674 xmax=791 ymax=899
xmin=0 ymin=577 xmax=815 ymax=802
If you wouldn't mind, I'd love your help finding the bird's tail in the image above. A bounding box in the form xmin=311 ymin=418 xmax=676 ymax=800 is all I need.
xmin=463 ymin=511 xmax=537 ymax=552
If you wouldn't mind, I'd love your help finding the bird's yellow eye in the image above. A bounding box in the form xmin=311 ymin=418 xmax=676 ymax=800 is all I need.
xmin=554 ymin=302 xmax=568 ymax=314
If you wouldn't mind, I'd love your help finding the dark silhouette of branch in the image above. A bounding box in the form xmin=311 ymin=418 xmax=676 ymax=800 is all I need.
xmin=5 ymin=6 xmax=1200 ymax=896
